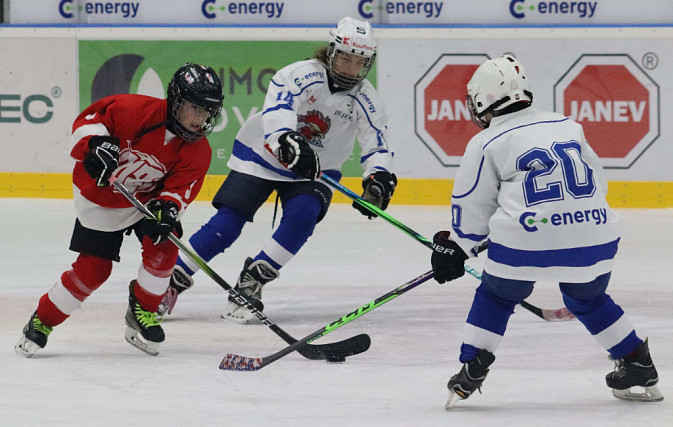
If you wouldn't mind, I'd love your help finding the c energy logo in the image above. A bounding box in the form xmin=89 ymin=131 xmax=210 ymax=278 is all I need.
xmin=510 ymin=0 xmax=598 ymax=19
xmin=59 ymin=0 xmax=74 ymax=18
xmin=519 ymin=211 xmax=547 ymax=232
xmin=202 ymin=0 xmax=216 ymax=19
xmin=359 ymin=0 xmax=375 ymax=19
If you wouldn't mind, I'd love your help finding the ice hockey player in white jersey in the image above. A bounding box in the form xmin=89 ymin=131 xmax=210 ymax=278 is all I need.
xmin=429 ymin=55 xmax=662 ymax=408
xmin=157 ymin=17 xmax=396 ymax=323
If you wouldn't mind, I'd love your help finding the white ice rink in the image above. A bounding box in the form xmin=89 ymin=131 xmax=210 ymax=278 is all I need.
xmin=1 ymin=199 xmax=671 ymax=426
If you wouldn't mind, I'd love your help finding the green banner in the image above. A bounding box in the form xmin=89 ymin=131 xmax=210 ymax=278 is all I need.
xmin=78 ymin=40 xmax=376 ymax=176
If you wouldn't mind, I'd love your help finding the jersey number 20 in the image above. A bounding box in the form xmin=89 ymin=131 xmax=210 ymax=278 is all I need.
xmin=517 ymin=140 xmax=596 ymax=207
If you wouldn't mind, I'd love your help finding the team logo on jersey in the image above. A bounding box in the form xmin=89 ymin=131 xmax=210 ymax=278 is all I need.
xmin=298 ymin=110 xmax=331 ymax=147
xmin=114 ymin=147 xmax=168 ymax=195
xmin=519 ymin=209 xmax=608 ymax=232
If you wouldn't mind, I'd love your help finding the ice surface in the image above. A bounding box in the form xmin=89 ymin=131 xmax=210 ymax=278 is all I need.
xmin=1 ymin=199 xmax=671 ymax=426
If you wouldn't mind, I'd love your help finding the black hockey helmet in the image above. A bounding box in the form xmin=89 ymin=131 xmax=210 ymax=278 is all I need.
xmin=167 ymin=63 xmax=224 ymax=142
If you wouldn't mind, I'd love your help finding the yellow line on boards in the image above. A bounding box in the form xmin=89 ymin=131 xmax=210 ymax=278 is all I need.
xmin=1 ymin=172 xmax=672 ymax=208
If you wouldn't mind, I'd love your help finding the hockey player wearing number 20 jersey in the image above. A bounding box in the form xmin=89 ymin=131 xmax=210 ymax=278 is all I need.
xmin=157 ymin=17 xmax=396 ymax=324
xmin=15 ymin=63 xmax=224 ymax=358
xmin=430 ymin=55 xmax=662 ymax=408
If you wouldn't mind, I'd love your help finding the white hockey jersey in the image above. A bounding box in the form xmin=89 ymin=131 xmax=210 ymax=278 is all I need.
xmin=227 ymin=59 xmax=392 ymax=181
xmin=451 ymin=108 xmax=621 ymax=282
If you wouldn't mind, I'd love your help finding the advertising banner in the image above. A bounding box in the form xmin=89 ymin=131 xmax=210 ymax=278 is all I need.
xmin=370 ymin=0 xmax=673 ymax=25
xmin=0 ymin=38 xmax=78 ymax=173
xmin=10 ymin=0 xmax=362 ymax=25
xmin=78 ymin=39 xmax=376 ymax=176
xmin=9 ymin=0 xmax=673 ymax=25
xmin=379 ymin=37 xmax=672 ymax=180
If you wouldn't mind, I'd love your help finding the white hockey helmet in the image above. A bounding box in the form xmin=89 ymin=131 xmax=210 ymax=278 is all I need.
xmin=466 ymin=55 xmax=533 ymax=129
xmin=326 ymin=16 xmax=377 ymax=89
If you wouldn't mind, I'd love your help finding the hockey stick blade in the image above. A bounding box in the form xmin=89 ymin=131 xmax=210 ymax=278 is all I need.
xmin=518 ymin=300 xmax=575 ymax=321
xmin=109 ymin=177 xmax=369 ymax=361
xmin=320 ymin=174 xmax=573 ymax=322
xmin=221 ymin=334 xmax=372 ymax=372
xmin=220 ymin=271 xmax=433 ymax=372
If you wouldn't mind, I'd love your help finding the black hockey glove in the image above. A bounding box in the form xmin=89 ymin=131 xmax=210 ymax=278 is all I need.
xmin=431 ymin=231 xmax=468 ymax=284
xmin=353 ymin=171 xmax=398 ymax=219
xmin=83 ymin=135 xmax=120 ymax=187
xmin=277 ymin=131 xmax=321 ymax=180
xmin=138 ymin=199 xmax=181 ymax=245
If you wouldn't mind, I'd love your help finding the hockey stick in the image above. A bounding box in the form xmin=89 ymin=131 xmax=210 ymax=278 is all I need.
xmin=320 ymin=173 xmax=575 ymax=322
xmin=220 ymin=270 xmax=435 ymax=371
xmin=110 ymin=177 xmax=371 ymax=360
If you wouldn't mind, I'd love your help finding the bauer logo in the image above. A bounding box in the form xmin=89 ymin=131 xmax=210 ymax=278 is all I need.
xmin=554 ymin=54 xmax=660 ymax=169
xmin=509 ymin=0 xmax=598 ymax=19
xmin=414 ymin=54 xmax=487 ymax=166
xmin=90 ymin=54 xmax=164 ymax=104
xmin=59 ymin=0 xmax=140 ymax=19
xmin=201 ymin=0 xmax=284 ymax=19
xmin=519 ymin=209 xmax=608 ymax=232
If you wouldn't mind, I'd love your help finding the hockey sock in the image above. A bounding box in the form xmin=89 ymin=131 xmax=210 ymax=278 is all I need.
xmin=37 ymin=254 xmax=112 ymax=327
xmin=254 ymin=194 xmax=320 ymax=269
xmin=460 ymin=273 xmax=534 ymax=362
xmin=562 ymin=291 xmax=641 ymax=359
xmin=178 ymin=206 xmax=247 ymax=275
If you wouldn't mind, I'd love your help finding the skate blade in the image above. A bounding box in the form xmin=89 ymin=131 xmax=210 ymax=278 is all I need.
xmin=612 ymin=385 xmax=664 ymax=402
xmin=14 ymin=336 xmax=40 ymax=358
xmin=124 ymin=327 xmax=160 ymax=356
xmin=221 ymin=303 xmax=261 ymax=325
xmin=445 ymin=390 xmax=465 ymax=409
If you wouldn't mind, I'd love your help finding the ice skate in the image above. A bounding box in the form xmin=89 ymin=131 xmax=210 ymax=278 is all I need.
xmin=125 ymin=281 xmax=165 ymax=356
xmin=222 ymin=257 xmax=279 ymax=325
xmin=445 ymin=349 xmax=496 ymax=409
xmin=157 ymin=265 xmax=194 ymax=316
xmin=606 ymin=339 xmax=663 ymax=402
xmin=15 ymin=311 xmax=53 ymax=358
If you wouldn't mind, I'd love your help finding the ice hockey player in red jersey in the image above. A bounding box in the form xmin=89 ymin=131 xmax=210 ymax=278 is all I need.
xmin=15 ymin=63 xmax=224 ymax=357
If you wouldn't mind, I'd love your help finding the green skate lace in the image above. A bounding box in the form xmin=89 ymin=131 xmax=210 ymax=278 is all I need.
xmin=133 ymin=303 xmax=162 ymax=327
xmin=32 ymin=317 xmax=53 ymax=336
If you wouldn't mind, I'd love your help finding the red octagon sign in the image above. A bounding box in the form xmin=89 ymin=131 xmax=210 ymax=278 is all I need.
xmin=415 ymin=54 xmax=488 ymax=166
xmin=554 ymin=55 xmax=659 ymax=169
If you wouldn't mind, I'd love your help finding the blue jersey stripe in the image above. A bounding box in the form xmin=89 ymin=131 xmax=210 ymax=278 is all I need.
xmin=487 ymin=238 xmax=620 ymax=268
xmin=232 ymin=140 xmax=341 ymax=181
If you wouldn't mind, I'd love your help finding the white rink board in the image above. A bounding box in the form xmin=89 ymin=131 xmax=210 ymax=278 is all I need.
xmin=1 ymin=27 xmax=673 ymax=182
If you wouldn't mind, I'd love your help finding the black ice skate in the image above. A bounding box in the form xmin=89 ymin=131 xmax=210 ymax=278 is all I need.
xmin=445 ymin=349 xmax=496 ymax=409
xmin=157 ymin=265 xmax=194 ymax=316
xmin=606 ymin=339 xmax=663 ymax=402
xmin=15 ymin=311 xmax=53 ymax=358
xmin=222 ymin=257 xmax=279 ymax=325
xmin=125 ymin=281 xmax=165 ymax=356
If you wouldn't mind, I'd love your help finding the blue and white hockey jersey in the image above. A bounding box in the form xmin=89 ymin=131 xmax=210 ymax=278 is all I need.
xmin=451 ymin=108 xmax=621 ymax=282
xmin=227 ymin=59 xmax=392 ymax=181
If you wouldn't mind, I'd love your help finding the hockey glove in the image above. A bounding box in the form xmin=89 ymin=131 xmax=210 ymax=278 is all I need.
xmin=137 ymin=199 xmax=181 ymax=245
xmin=353 ymin=171 xmax=398 ymax=219
xmin=431 ymin=231 xmax=468 ymax=284
xmin=82 ymin=135 xmax=120 ymax=187
xmin=277 ymin=131 xmax=321 ymax=180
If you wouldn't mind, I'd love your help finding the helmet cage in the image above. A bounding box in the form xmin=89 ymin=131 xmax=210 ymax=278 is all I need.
xmin=167 ymin=63 xmax=224 ymax=142
xmin=326 ymin=46 xmax=376 ymax=89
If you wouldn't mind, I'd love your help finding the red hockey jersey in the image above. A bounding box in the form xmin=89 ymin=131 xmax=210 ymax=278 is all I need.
xmin=70 ymin=94 xmax=212 ymax=232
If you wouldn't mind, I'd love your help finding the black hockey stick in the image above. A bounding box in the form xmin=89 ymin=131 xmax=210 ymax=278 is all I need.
xmin=220 ymin=270 xmax=435 ymax=371
xmin=110 ymin=177 xmax=371 ymax=360
xmin=320 ymin=174 xmax=575 ymax=322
